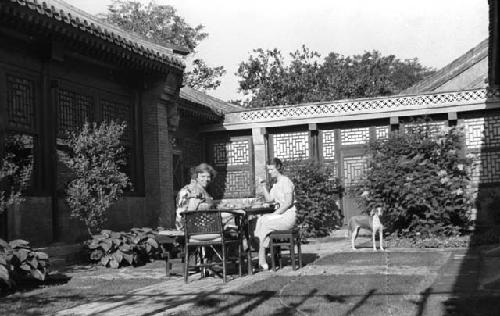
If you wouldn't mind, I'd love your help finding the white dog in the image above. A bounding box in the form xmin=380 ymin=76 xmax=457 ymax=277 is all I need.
xmin=347 ymin=207 xmax=384 ymax=251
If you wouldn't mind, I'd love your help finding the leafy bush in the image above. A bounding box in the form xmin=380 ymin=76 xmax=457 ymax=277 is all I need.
xmin=350 ymin=120 xmax=474 ymax=238
xmin=0 ymin=135 xmax=32 ymax=214
xmin=283 ymin=159 xmax=343 ymax=237
xmin=64 ymin=121 xmax=131 ymax=234
xmin=0 ymin=238 xmax=48 ymax=289
xmin=86 ymin=228 xmax=161 ymax=268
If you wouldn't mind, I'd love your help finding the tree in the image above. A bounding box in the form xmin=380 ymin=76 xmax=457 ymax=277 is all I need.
xmin=103 ymin=0 xmax=225 ymax=91
xmin=236 ymin=46 xmax=435 ymax=108
xmin=64 ymin=121 xmax=131 ymax=235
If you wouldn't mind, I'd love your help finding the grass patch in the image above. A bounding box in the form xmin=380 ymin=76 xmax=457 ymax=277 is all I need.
xmin=315 ymin=252 xmax=448 ymax=267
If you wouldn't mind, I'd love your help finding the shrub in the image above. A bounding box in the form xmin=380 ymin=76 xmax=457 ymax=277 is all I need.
xmin=64 ymin=121 xmax=131 ymax=235
xmin=0 ymin=238 xmax=48 ymax=289
xmin=283 ymin=159 xmax=343 ymax=237
xmin=86 ymin=228 xmax=161 ymax=268
xmin=350 ymin=120 xmax=474 ymax=238
xmin=0 ymin=135 xmax=32 ymax=214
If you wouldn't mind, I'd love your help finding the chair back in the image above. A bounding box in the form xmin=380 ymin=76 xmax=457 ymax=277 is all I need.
xmin=183 ymin=210 xmax=223 ymax=237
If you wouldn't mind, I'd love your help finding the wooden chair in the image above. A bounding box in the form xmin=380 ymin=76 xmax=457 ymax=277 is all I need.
xmin=182 ymin=210 xmax=244 ymax=283
xmin=269 ymin=229 xmax=302 ymax=271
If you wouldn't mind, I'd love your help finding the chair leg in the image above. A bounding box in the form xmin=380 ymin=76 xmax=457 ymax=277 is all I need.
xmin=238 ymin=242 xmax=243 ymax=277
xmin=247 ymin=248 xmax=253 ymax=275
xmin=165 ymin=251 xmax=171 ymax=277
xmin=184 ymin=244 xmax=189 ymax=283
xmin=297 ymin=237 xmax=303 ymax=268
xmin=222 ymin=244 xmax=227 ymax=283
xmin=290 ymin=237 xmax=296 ymax=270
xmin=270 ymin=239 xmax=276 ymax=271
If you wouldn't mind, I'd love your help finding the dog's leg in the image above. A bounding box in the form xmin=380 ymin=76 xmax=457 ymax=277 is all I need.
xmin=379 ymin=227 xmax=384 ymax=251
xmin=372 ymin=228 xmax=377 ymax=251
xmin=351 ymin=226 xmax=358 ymax=250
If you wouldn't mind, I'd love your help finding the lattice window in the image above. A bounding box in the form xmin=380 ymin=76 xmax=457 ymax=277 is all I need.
xmin=321 ymin=130 xmax=335 ymax=161
xmin=376 ymin=126 xmax=389 ymax=139
xmin=463 ymin=116 xmax=500 ymax=149
xmin=6 ymin=75 xmax=35 ymax=132
xmin=211 ymin=170 xmax=253 ymax=198
xmin=340 ymin=127 xmax=370 ymax=145
xmin=101 ymin=99 xmax=131 ymax=142
xmin=57 ymin=88 xmax=93 ymax=136
xmin=212 ymin=140 xmax=250 ymax=167
xmin=272 ymin=132 xmax=309 ymax=160
xmin=343 ymin=156 xmax=367 ymax=186
xmin=403 ymin=121 xmax=446 ymax=136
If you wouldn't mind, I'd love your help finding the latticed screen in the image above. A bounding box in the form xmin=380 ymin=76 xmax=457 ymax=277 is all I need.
xmin=340 ymin=127 xmax=370 ymax=145
xmin=101 ymin=99 xmax=132 ymax=143
xmin=343 ymin=156 xmax=367 ymax=186
xmin=375 ymin=126 xmax=389 ymax=139
xmin=462 ymin=115 xmax=500 ymax=184
xmin=321 ymin=130 xmax=335 ymax=161
xmin=57 ymin=88 xmax=93 ymax=137
xmin=403 ymin=121 xmax=446 ymax=136
xmin=6 ymin=75 xmax=35 ymax=132
xmin=208 ymin=137 xmax=253 ymax=198
xmin=271 ymin=132 xmax=309 ymax=160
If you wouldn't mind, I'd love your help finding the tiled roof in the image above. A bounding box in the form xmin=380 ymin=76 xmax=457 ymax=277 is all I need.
xmin=2 ymin=0 xmax=187 ymax=70
xmin=180 ymin=87 xmax=244 ymax=116
xmin=401 ymin=39 xmax=488 ymax=95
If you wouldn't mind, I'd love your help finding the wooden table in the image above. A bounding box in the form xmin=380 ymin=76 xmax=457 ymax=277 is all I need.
xmin=241 ymin=206 xmax=275 ymax=275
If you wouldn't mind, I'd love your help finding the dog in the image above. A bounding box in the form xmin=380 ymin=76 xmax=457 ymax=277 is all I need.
xmin=347 ymin=207 xmax=385 ymax=251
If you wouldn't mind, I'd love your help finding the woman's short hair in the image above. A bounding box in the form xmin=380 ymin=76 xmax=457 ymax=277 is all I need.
xmin=193 ymin=163 xmax=217 ymax=179
xmin=268 ymin=157 xmax=284 ymax=172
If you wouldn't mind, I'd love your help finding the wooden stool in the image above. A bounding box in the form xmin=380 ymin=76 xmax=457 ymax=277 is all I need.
xmin=269 ymin=229 xmax=302 ymax=271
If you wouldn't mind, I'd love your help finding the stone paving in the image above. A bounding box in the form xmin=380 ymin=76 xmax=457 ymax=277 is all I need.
xmin=55 ymin=237 xmax=500 ymax=316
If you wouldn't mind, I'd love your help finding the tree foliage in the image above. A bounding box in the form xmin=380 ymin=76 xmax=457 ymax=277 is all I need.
xmin=350 ymin=120 xmax=474 ymax=238
xmin=64 ymin=121 xmax=131 ymax=235
xmin=0 ymin=135 xmax=32 ymax=214
xmin=236 ymin=46 xmax=435 ymax=107
xmin=103 ymin=0 xmax=225 ymax=90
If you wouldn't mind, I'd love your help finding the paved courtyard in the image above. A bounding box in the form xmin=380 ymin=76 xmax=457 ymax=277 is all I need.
xmin=50 ymin=237 xmax=500 ymax=316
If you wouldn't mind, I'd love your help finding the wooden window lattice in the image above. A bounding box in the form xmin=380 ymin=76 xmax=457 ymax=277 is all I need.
xmin=272 ymin=132 xmax=309 ymax=160
xmin=101 ymin=99 xmax=131 ymax=142
xmin=343 ymin=156 xmax=367 ymax=186
xmin=212 ymin=140 xmax=250 ymax=167
xmin=340 ymin=127 xmax=370 ymax=145
xmin=6 ymin=75 xmax=35 ymax=132
xmin=57 ymin=88 xmax=93 ymax=136
xmin=321 ymin=130 xmax=335 ymax=161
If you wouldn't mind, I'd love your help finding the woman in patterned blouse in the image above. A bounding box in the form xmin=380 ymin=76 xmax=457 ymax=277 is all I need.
xmin=175 ymin=163 xmax=216 ymax=230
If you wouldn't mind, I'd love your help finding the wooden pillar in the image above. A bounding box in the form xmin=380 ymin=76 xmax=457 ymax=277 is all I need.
xmin=390 ymin=116 xmax=400 ymax=131
xmin=309 ymin=123 xmax=319 ymax=161
xmin=252 ymin=127 xmax=267 ymax=184
xmin=448 ymin=112 xmax=458 ymax=127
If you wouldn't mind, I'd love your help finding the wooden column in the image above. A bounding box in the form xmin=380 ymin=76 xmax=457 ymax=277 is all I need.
xmin=390 ymin=116 xmax=400 ymax=131
xmin=309 ymin=123 xmax=319 ymax=161
xmin=252 ymin=127 xmax=267 ymax=183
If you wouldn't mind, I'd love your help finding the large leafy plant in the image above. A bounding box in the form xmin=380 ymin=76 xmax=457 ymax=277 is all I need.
xmin=86 ymin=228 xmax=160 ymax=268
xmin=0 ymin=238 xmax=48 ymax=289
xmin=284 ymin=160 xmax=343 ymax=237
xmin=64 ymin=121 xmax=131 ymax=235
xmin=351 ymin=121 xmax=474 ymax=237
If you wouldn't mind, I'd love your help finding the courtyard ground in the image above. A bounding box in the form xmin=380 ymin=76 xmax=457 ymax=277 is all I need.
xmin=1 ymin=237 xmax=499 ymax=316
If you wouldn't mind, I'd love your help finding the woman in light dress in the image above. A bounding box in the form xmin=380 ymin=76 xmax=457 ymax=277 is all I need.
xmin=254 ymin=158 xmax=297 ymax=270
